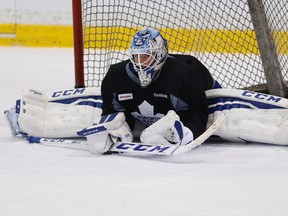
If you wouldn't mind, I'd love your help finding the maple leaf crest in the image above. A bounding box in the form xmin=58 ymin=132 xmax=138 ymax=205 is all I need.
xmin=131 ymin=101 xmax=164 ymax=126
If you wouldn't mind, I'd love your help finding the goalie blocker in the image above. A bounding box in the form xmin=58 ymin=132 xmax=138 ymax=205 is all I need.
xmin=4 ymin=87 xmax=288 ymax=155
xmin=77 ymin=112 xmax=133 ymax=153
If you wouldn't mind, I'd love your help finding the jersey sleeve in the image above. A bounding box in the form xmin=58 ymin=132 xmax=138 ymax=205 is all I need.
xmin=100 ymin=68 xmax=136 ymax=130
xmin=178 ymin=54 xmax=221 ymax=89
xmin=191 ymin=57 xmax=221 ymax=90
xmin=177 ymin=71 xmax=209 ymax=138
xmin=100 ymin=71 xmax=115 ymax=115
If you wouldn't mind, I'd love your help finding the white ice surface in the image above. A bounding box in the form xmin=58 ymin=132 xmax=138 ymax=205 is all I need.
xmin=0 ymin=47 xmax=288 ymax=216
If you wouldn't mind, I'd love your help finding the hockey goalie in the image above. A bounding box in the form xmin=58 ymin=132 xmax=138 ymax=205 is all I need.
xmin=4 ymin=27 xmax=288 ymax=155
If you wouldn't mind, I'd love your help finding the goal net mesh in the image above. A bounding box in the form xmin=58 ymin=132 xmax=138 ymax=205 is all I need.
xmin=80 ymin=0 xmax=288 ymax=89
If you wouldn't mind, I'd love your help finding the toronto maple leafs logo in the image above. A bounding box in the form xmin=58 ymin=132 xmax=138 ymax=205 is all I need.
xmin=131 ymin=101 xmax=164 ymax=126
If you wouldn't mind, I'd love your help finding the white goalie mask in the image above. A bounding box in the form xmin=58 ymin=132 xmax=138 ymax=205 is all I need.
xmin=129 ymin=28 xmax=168 ymax=86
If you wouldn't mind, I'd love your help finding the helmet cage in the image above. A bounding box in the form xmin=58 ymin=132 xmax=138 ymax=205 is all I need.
xmin=129 ymin=28 xmax=168 ymax=86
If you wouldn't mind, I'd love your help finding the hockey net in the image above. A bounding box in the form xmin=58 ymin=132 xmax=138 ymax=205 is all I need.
xmin=73 ymin=0 xmax=288 ymax=95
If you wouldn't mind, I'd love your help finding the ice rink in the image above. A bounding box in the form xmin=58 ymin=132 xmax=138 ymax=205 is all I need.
xmin=0 ymin=47 xmax=288 ymax=216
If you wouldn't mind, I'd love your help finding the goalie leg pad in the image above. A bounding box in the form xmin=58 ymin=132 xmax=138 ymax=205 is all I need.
xmin=16 ymin=88 xmax=103 ymax=138
xmin=208 ymin=109 xmax=288 ymax=145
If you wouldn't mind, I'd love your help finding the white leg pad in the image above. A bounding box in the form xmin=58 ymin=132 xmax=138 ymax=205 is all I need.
xmin=208 ymin=109 xmax=288 ymax=145
xmin=17 ymin=88 xmax=102 ymax=138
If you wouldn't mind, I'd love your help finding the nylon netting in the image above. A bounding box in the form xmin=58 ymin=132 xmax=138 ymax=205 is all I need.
xmin=81 ymin=0 xmax=288 ymax=89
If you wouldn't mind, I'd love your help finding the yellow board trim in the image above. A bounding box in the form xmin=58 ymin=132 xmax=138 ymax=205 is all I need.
xmin=0 ymin=23 xmax=16 ymax=34
xmin=1 ymin=24 xmax=288 ymax=54
xmin=0 ymin=24 xmax=73 ymax=47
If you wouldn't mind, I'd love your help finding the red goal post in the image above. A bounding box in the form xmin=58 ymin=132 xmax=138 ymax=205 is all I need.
xmin=73 ymin=0 xmax=288 ymax=97
xmin=72 ymin=0 xmax=85 ymax=88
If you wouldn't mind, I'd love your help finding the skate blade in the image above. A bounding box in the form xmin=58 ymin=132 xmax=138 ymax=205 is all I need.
xmin=4 ymin=110 xmax=19 ymax=136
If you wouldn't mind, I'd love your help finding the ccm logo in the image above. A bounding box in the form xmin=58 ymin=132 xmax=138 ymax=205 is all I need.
xmin=117 ymin=143 xmax=170 ymax=153
xmin=52 ymin=88 xmax=85 ymax=97
xmin=242 ymin=90 xmax=282 ymax=102
xmin=118 ymin=93 xmax=133 ymax=101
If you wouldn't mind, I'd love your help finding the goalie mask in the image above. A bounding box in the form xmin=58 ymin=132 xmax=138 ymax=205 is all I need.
xmin=129 ymin=28 xmax=168 ymax=86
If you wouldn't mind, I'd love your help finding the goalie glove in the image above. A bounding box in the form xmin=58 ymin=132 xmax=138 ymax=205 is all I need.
xmin=77 ymin=112 xmax=133 ymax=154
xmin=140 ymin=110 xmax=193 ymax=146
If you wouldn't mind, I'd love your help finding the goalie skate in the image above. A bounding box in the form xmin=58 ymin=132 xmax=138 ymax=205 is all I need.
xmin=4 ymin=108 xmax=26 ymax=136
